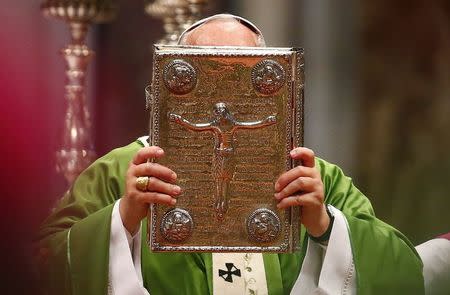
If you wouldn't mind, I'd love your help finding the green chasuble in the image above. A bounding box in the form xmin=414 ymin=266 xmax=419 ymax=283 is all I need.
xmin=36 ymin=140 xmax=424 ymax=295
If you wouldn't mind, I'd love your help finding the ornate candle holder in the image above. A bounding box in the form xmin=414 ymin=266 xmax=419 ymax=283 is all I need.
xmin=41 ymin=0 xmax=115 ymax=183
xmin=185 ymin=0 xmax=209 ymax=27
xmin=145 ymin=0 xmax=180 ymax=44
xmin=145 ymin=0 xmax=209 ymax=44
xmin=172 ymin=0 xmax=191 ymax=33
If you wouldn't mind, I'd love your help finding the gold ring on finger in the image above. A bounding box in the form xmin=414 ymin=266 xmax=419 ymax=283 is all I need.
xmin=136 ymin=176 xmax=149 ymax=192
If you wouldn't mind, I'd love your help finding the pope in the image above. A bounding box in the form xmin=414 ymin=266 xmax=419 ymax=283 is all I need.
xmin=37 ymin=14 xmax=424 ymax=295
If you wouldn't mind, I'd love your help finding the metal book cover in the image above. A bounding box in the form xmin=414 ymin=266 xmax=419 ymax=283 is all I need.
xmin=147 ymin=45 xmax=304 ymax=252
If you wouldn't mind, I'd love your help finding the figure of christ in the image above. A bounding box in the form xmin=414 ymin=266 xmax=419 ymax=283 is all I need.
xmin=169 ymin=102 xmax=277 ymax=220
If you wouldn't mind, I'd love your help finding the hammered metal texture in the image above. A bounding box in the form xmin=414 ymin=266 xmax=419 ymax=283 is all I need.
xmin=163 ymin=59 xmax=197 ymax=94
xmin=160 ymin=208 xmax=194 ymax=242
xmin=247 ymin=208 xmax=281 ymax=243
xmin=149 ymin=46 xmax=304 ymax=253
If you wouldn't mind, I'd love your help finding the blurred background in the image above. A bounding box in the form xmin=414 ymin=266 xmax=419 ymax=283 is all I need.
xmin=1 ymin=0 xmax=449 ymax=293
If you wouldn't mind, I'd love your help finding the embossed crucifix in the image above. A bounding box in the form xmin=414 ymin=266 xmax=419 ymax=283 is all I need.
xmin=169 ymin=102 xmax=277 ymax=221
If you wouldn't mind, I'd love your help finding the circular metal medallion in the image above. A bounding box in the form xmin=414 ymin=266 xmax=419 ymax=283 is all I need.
xmin=160 ymin=208 xmax=193 ymax=242
xmin=163 ymin=59 xmax=197 ymax=95
xmin=246 ymin=208 xmax=281 ymax=243
xmin=251 ymin=59 xmax=286 ymax=95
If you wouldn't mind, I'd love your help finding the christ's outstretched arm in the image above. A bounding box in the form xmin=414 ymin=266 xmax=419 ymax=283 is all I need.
xmin=169 ymin=113 xmax=216 ymax=131
xmin=233 ymin=115 xmax=276 ymax=131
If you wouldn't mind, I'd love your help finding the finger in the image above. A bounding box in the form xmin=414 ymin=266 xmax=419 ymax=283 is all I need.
xmin=275 ymin=166 xmax=319 ymax=192
xmin=290 ymin=147 xmax=315 ymax=168
xmin=133 ymin=162 xmax=177 ymax=183
xmin=276 ymin=192 xmax=321 ymax=209
xmin=132 ymin=146 xmax=165 ymax=165
xmin=146 ymin=177 xmax=181 ymax=196
xmin=274 ymin=177 xmax=320 ymax=200
xmin=138 ymin=191 xmax=177 ymax=206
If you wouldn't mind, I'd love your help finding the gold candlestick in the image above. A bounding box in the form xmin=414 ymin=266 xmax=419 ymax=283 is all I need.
xmin=41 ymin=0 xmax=116 ymax=183
xmin=145 ymin=0 xmax=180 ymax=44
xmin=145 ymin=0 xmax=210 ymax=44
xmin=185 ymin=0 xmax=209 ymax=27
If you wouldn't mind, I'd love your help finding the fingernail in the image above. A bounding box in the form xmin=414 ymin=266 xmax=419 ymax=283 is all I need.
xmin=274 ymin=183 xmax=280 ymax=192
xmin=173 ymin=185 xmax=181 ymax=194
xmin=274 ymin=193 xmax=280 ymax=199
xmin=290 ymin=149 xmax=298 ymax=156
xmin=156 ymin=149 xmax=164 ymax=155
xmin=171 ymin=172 xmax=177 ymax=181
xmin=170 ymin=198 xmax=176 ymax=205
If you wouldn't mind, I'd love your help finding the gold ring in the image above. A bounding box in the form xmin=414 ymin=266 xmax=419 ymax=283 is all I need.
xmin=136 ymin=176 xmax=149 ymax=192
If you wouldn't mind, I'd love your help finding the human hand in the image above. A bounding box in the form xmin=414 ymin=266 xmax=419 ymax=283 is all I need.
xmin=120 ymin=146 xmax=181 ymax=234
xmin=274 ymin=147 xmax=329 ymax=237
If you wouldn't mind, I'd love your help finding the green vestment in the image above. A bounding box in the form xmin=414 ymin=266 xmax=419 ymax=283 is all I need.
xmin=37 ymin=140 xmax=424 ymax=295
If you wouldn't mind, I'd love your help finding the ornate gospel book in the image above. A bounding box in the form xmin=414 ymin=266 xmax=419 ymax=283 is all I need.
xmin=147 ymin=45 xmax=304 ymax=252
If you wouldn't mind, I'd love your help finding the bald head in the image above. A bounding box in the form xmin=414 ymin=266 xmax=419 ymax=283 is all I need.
xmin=180 ymin=17 xmax=262 ymax=47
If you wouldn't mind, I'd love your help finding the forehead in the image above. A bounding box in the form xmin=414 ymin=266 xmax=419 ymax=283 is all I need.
xmin=183 ymin=19 xmax=258 ymax=47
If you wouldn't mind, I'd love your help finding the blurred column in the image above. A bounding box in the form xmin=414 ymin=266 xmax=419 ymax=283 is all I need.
xmin=0 ymin=2 xmax=86 ymax=293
